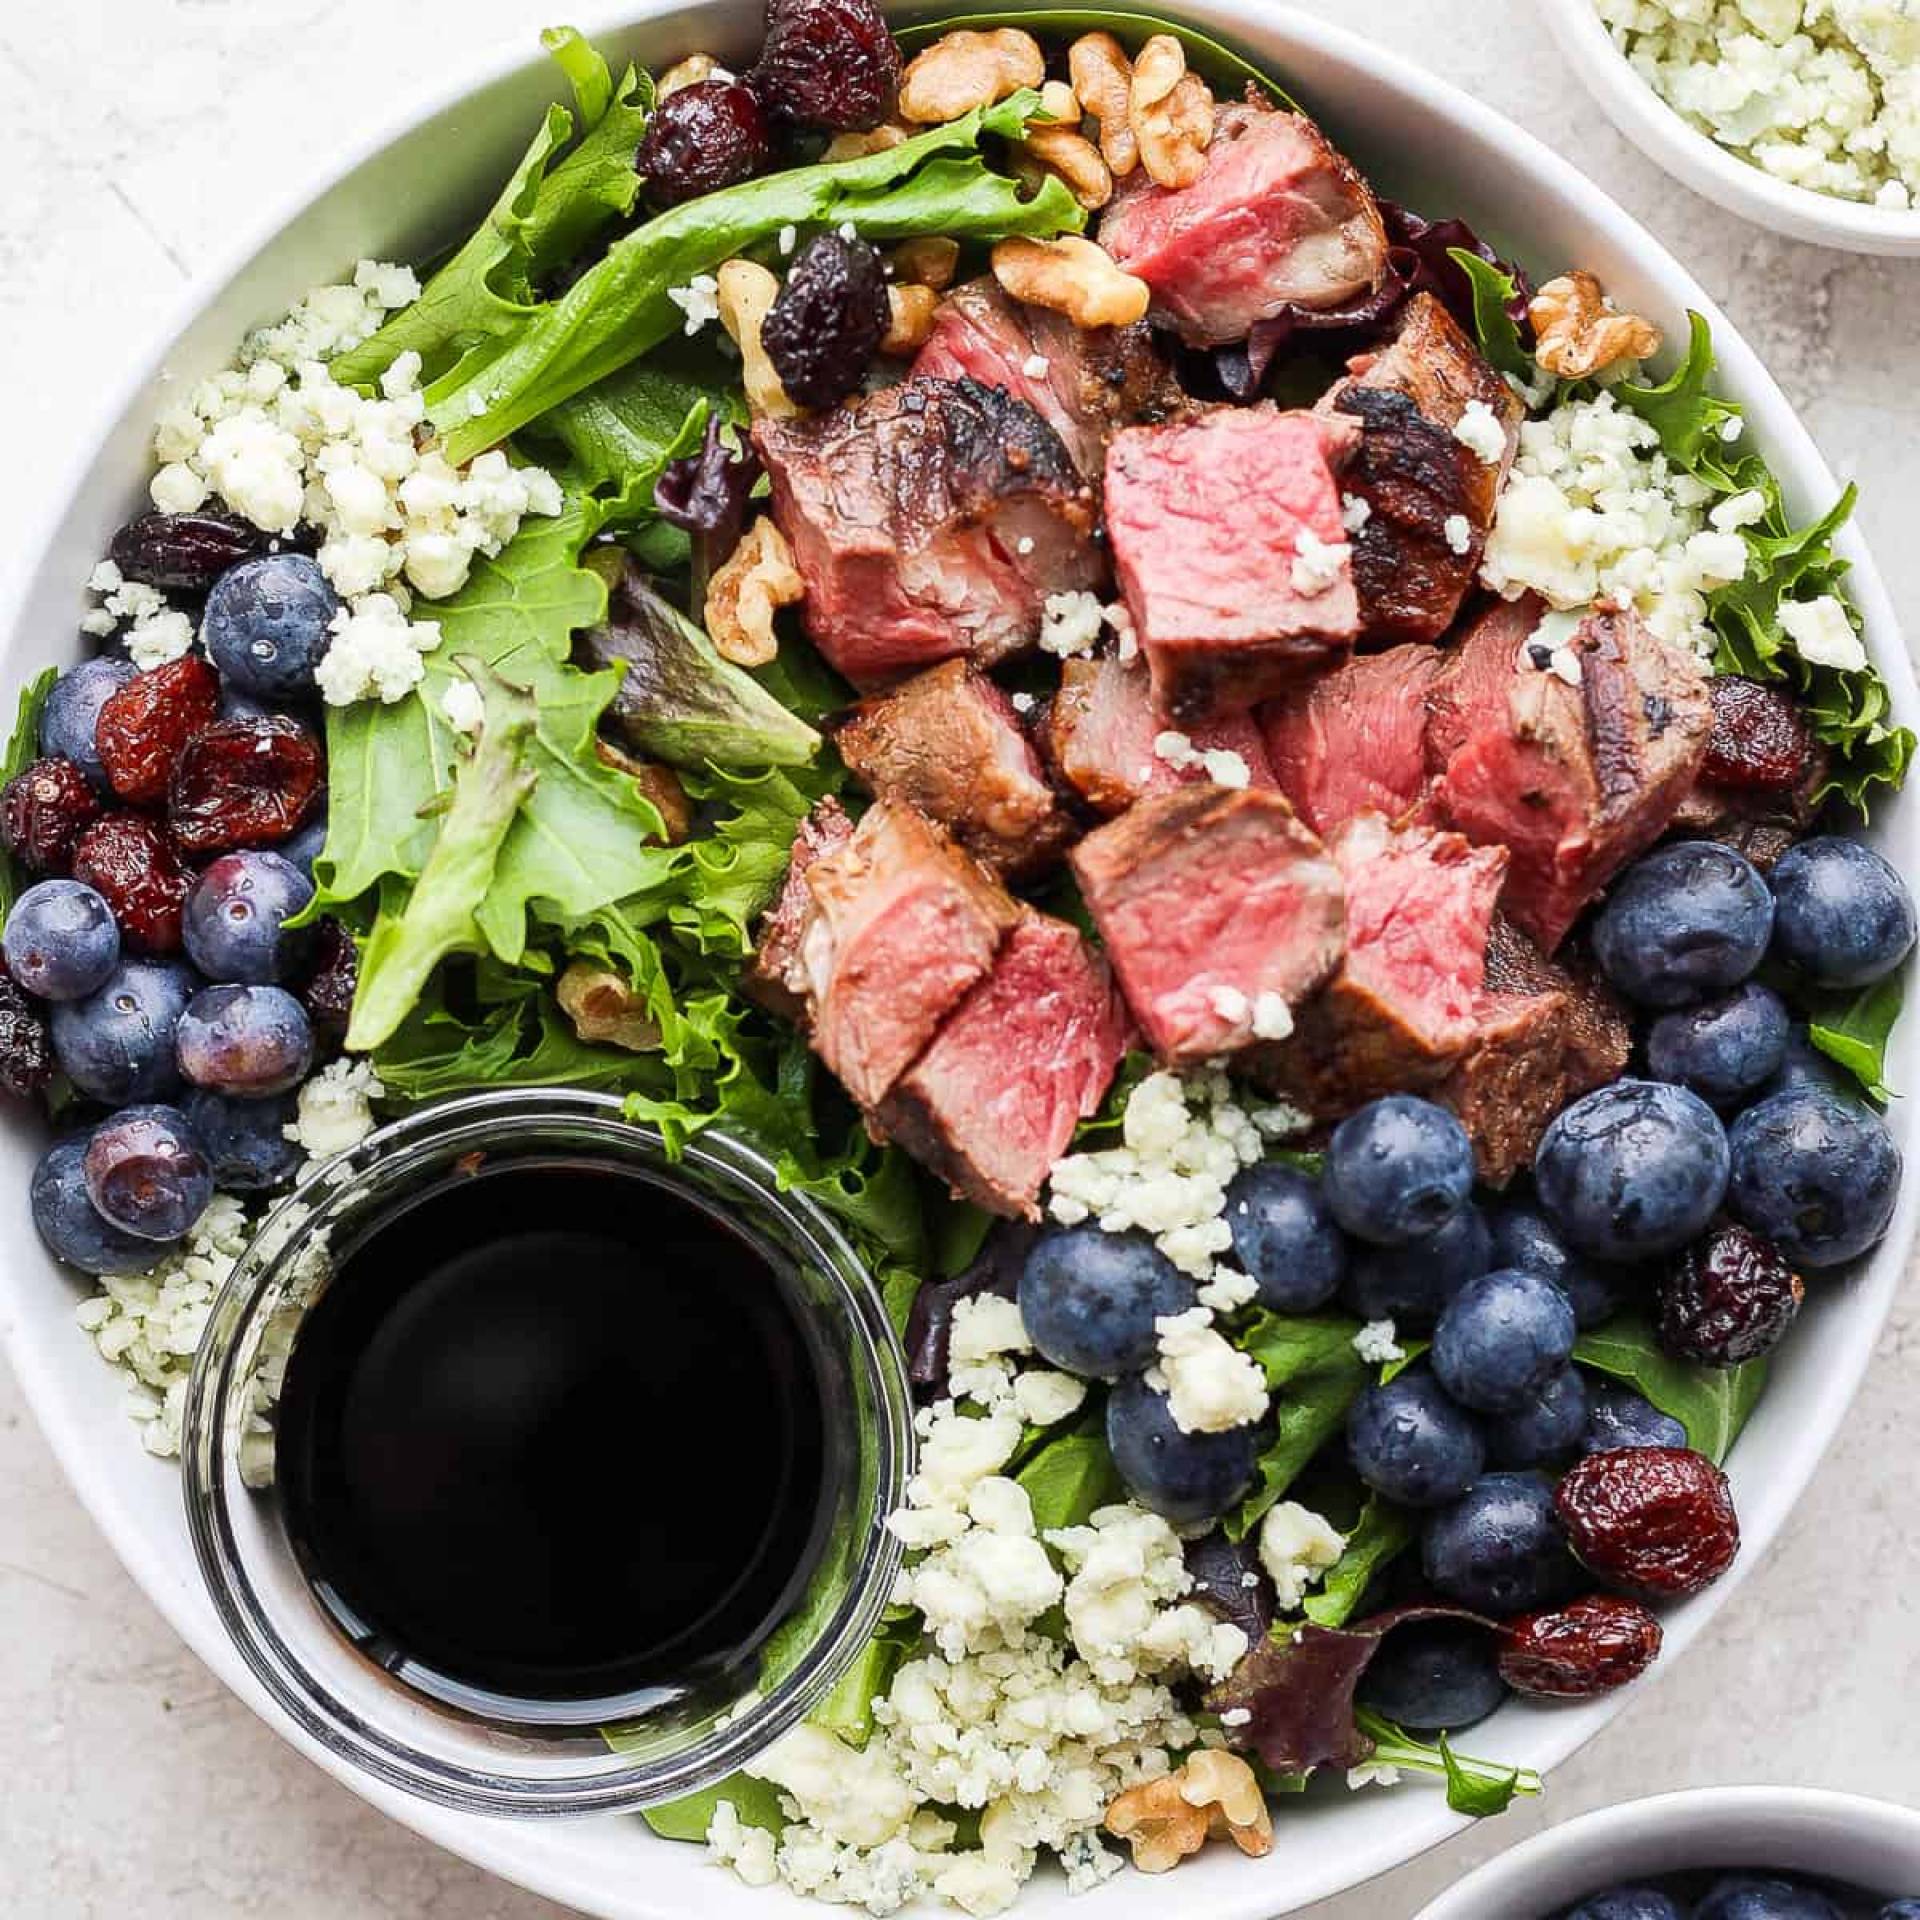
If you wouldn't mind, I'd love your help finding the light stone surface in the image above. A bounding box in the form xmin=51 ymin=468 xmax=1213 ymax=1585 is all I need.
xmin=3 ymin=0 xmax=1919 ymax=1915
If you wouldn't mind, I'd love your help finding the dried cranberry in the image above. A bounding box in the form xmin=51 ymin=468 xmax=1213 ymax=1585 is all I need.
xmin=108 ymin=511 xmax=270 ymax=592
xmin=1702 ymin=676 xmax=1817 ymax=791
xmin=95 ymin=655 xmax=222 ymax=805
xmin=72 ymin=813 xmax=195 ymax=954
xmin=1496 ymin=1593 xmax=1663 ymax=1697
xmin=0 ymin=969 xmax=53 ymax=1099
xmin=635 ymin=80 xmax=774 ymax=208
xmin=761 ymin=233 xmax=890 ymax=409
xmin=1554 ymin=1446 xmax=1740 ymax=1600
xmin=169 ymin=715 xmax=322 ymax=854
xmin=752 ymin=0 xmax=901 ymax=131
xmin=1 ymin=757 xmax=104 ymax=874
xmin=298 ymin=915 xmax=358 ymax=1038
xmin=1658 ymin=1222 xmax=1805 ymax=1367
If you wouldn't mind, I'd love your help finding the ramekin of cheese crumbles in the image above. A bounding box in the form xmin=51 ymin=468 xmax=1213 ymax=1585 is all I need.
xmin=1534 ymin=0 xmax=1920 ymax=251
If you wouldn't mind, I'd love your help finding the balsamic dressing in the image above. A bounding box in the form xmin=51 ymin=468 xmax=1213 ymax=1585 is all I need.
xmin=273 ymin=1159 xmax=834 ymax=1728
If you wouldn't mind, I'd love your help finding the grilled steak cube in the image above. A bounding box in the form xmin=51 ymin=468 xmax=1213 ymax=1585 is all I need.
xmin=1258 ymin=644 xmax=1441 ymax=835
xmin=745 ymin=796 xmax=855 ymax=1024
xmin=829 ymin=660 xmax=1076 ymax=880
xmin=877 ymin=911 xmax=1130 ymax=1219
xmin=1071 ymin=786 xmax=1344 ymax=1063
xmin=910 ymin=277 xmax=1186 ymax=482
xmin=1324 ymin=295 xmax=1525 ymax=643
xmin=796 ymin=800 xmax=1020 ymax=1108
xmin=1255 ymin=811 xmax=1509 ymax=1113
xmin=1046 ymin=651 xmax=1278 ymax=817
xmin=755 ymin=377 xmax=1102 ymax=690
xmin=1106 ymin=406 xmax=1362 ymax=724
xmin=1100 ymin=101 xmax=1390 ymax=348
xmin=1427 ymin=598 xmax=1711 ymax=951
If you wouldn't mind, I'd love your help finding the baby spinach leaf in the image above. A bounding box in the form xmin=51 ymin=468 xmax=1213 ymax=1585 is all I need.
xmin=0 ymin=667 xmax=54 ymax=920
xmin=1573 ymin=1311 xmax=1767 ymax=1463
xmin=638 ymin=1769 xmax=788 ymax=1841
xmin=1302 ymin=1495 xmax=1414 ymax=1629
xmin=810 ymin=1611 xmax=918 ymax=1748
xmin=1227 ymin=1314 xmax=1370 ymax=1541
xmin=1447 ymin=249 xmax=1531 ymax=382
xmin=1808 ymin=971 xmax=1903 ymax=1102
xmin=1018 ymin=1427 xmax=1123 ymax=1535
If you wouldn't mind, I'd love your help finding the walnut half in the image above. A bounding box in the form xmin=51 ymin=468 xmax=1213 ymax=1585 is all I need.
xmin=1529 ymin=271 xmax=1662 ymax=380
xmin=991 ymin=235 xmax=1150 ymax=330
xmin=1104 ymin=1750 xmax=1273 ymax=1874
xmin=706 ymin=515 xmax=805 ymax=667
xmin=557 ymin=963 xmax=661 ymax=1053
xmin=898 ymin=27 xmax=1045 ymax=124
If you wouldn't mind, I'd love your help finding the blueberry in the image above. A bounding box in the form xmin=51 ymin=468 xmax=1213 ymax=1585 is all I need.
xmin=1421 ymin=1470 xmax=1575 ymax=1616
xmin=1105 ymin=1374 xmax=1260 ymax=1527
xmin=1490 ymin=1203 xmax=1635 ymax=1331
xmin=50 ymin=956 xmax=196 ymax=1103
xmin=1877 ymin=1903 xmax=1920 ymax=1919
xmin=1019 ymin=1225 xmax=1196 ymax=1379
xmin=1432 ymin=1267 xmax=1577 ymax=1414
xmin=1593 ymin=841 xmax=1773 ymax=1008
xmin=1535 ymin=1080 xmax=1730 ymax=1263
xmin=1696 ymin=1876 xmax=1843 ymax=1920
xmin=1565 ymin=1891 xmax=1686 ymax=1920
xmin=1353 ymin=1619 xmax=1507 ymax=1732
xmin=30 ymin=1136 xmax=157 ymax=1274
xmin=219 ymin=680 xmax=282 ymax=723
xmin=3 ymin=879 xmax=120 ymax=1000
xmin=183 ymin=851 xmax=315 ymax=985
xmin=1483 ymin=1365 xmax=1588 ymax=1467
xmin=1346 ymin=1203 xmax=1491 ymax=1331
xmin=1346 ymin=1366 xmax=1485 ymax=1508
xmin=1728 ymin=1087 xmax=1901 ymax=1269
xmin=1770 ymin=836 xmax=1917 ymax=989
xmin=1582 ymin=1383 xmax=1687 ymax=1454
xmin=82 ymin=1104 xmax=212 ymax=1242
xmin=203 ymin=553 xmax=340 ymax=700
xmin=277 ymin=810 xmax=328 ymax=884
xmin=176 ymin=983 xmax=313 ymax=1097
xmin=1225 ymin=1162 xmax=1348 ymax=1312
xmin=1762 ymin=1026 xmax=1858 ymax=1102
xmin=39 ymin=657 xmax=135 ymax=789
xmin=1646 ymin=982 xmax=1790 ymax=1109
xmin=183 ymin=1088 xmax=302 ymax=1191
xmin=1324 ymin=1095 xmax=1474 ymax=1246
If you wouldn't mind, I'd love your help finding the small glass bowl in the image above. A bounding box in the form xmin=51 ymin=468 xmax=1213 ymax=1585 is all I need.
xmin=180 ymin=1088 xmax=912 ymax=1817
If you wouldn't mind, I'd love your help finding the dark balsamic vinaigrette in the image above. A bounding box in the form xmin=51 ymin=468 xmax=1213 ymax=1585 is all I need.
xmin=273 ymin=1159 xmax=836 ymax=1728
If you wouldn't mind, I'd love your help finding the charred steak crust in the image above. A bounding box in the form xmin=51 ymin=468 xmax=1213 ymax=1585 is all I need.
xmin=931 ymin=375 xmax=1086 ymax=502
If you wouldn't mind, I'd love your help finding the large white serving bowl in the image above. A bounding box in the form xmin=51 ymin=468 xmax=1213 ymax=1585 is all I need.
xmin=1532 ymin=0 xmax=1920 ymax=256
xmin=5 ymin=4 xmax=1918 ymax=1916
xmin=1413 ymin=1787 xmax=1920 ymax=1917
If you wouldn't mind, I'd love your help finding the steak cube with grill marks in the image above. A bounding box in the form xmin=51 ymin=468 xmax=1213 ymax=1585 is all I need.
xmin=1105 ymin=405 xmax=1361 ymax=725
xmin=745 ymin=796 xmax=856 ymax=1024
xmin=1100 ymin=101 xmax=1390 ymax=348
xmin=830 ymin=660 xmax=1076 ymax=880
xmin=1045 ymin=651 xmax=1278 ymax=818
xmin=1071 ymin=786 xmax=1344 ymax=1063
xmin=1426 ymin=598 xmax=1711 ymax=951
xmin=877 ymin=912 xmax=1130 ymax=1219
xmin=795 ymin=800 xmax=1019 ymax=1108
xmin=755 ymin=376 xmax=1102 ymax=690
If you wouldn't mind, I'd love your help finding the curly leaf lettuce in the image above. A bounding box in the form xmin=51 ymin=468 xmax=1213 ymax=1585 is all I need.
xmin=0 ymin=667 xmax=54 ymax=920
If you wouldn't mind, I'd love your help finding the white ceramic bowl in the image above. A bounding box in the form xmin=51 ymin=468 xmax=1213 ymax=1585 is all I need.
xmin=5 ymin=4 xmax=1918 ymax=1918
xmin=1413 ymin=1788 xmax=1920 ymax=1917
xmin=1533 ymin=0 xmax=1920 ymax=255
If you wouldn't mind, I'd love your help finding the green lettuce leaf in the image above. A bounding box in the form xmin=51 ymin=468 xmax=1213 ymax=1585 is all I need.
xmin=0 ymin=667 xmax=55 ymax=921
xmin=427 ymin=93 xmax=1085 ymax=461
xmin=1017 ymin=1426 xmax=1124 ymax=1535
xmin=523 ymin=32 xmax=653 ymax=280
xmin=1447 ymin=249 xmax=1531 ymax=382
xmin=1807 ymin=970 xmax=1903 ymax=1102
xmin=1302 ymin=1494 xmax=1414 ymax=1629
xmin=1352 ymin=1709 xmax=1541 ymax=1816
xmin=1226 ymin=1314 xmax=1370 ymax=1540
xmin=1572 ymin=1311 xmax=1767 ymax=1463
xmin=639 ymin=1770 xmax=788 ymax=1842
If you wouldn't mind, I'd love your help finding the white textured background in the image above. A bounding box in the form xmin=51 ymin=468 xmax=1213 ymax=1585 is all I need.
xmin=2 ymin=1 xmax=1919 ymax=1915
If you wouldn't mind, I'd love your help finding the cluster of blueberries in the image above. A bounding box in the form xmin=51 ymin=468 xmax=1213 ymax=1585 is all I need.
xmin=1566 ymin=1873 xmax=1920 ymax=1919
xmin=20 ymin=554 xmax=340 ymax=1277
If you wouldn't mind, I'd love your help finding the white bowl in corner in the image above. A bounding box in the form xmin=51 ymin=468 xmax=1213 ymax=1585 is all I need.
xmin=5 ymin=4 xmax=1920 ymax=1919
xmin=1413 ymin=1787 xmax=1920 ymax=1917
xmin=1533 ymin=0 xmax=1920 ymax=255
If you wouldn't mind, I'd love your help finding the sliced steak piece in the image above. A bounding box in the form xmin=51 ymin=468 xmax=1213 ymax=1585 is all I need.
xmin=1100 ymin=101 xmax=1389 ymax=348
xmin=877 ymin=912 xmax=1130 ymax=1219
xmin=830 ymin=660 xmax=1076 ymax=880
xmin=1481 ymin=912 xmax=1633 ymax=1097
xmin=1106 ymin=406 xmax=1362 ymax=724
xmin=1257 ymin=644 xmax=1441 ymax=836
xmin=745 ymin=796 xmax=855 ymax=1023
xmin=797 ymin=800 xmax=1020 ymax=1108
xmin=1045 ymin=651 xmax=1278 ymax=817
xmin=1325 ymin=295 xmax=1525 ymax=643
xmin=1071 ymin=786 xmax=1344 ymax=1063
xmin=1254 ymin=811 xmax=1508 ymax=1114
xmin=909 ymin=277 xmax=1186 ymax=482
xmin=755 ymin=376 xmax=1102 ymax=689
xmin=1427 ymin=598 xmax=1711 ymax=951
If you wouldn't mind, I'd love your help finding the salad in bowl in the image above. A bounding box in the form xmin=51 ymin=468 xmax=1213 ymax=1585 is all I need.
xmin=4 ymin=2 xmax=1916 ymax=1916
